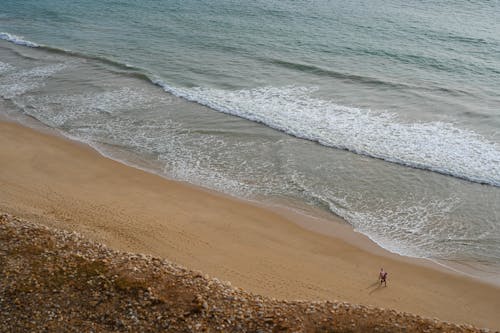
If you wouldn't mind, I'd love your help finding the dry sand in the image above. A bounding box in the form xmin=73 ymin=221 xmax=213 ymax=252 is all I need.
xmin=1 ymin=120 xmax=499 ymax=329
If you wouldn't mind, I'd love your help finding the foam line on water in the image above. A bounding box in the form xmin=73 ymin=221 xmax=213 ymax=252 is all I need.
xmin=0 ymin=63 xmax=67 ymax=99
xmin=15 ymin=88 xmax=258 ymax=198
xmin=4 ymin=32 xmax=499 ymax=187
xmin=326 ymin=196 xmax=462 ymax=259
xmin=153 ymin=82 xmax=500 ymax=187
xmin=0 ymin=32 xmax=39 ymax=48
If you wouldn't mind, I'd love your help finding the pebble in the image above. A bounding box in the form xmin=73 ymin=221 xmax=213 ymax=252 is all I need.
xmin=0 ymin=214 xmax=490 ymax=333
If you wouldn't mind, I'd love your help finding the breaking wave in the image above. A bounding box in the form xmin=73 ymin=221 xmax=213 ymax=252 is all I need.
xmin=155 ymin=82 xmax=500 ymax=187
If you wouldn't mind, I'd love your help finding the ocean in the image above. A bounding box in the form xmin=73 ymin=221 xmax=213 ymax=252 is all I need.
xmin=1 ymin=0 xmax=499 ymax=284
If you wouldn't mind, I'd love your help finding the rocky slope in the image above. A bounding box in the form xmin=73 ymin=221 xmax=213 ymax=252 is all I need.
xmin=0 ymin=213 xmax=493 ymax=332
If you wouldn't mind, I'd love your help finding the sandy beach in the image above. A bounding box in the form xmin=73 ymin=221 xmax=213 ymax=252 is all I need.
xmin=1 ymin=120 xmax=499 ymax=330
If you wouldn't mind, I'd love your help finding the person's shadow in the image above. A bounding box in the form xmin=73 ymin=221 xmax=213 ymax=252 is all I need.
xmin=367 ymin=281 xmax=385 ymax=295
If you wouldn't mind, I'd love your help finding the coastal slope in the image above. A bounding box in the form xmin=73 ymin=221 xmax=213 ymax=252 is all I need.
xmin=0 ymin=213 xmax=489 ymax=332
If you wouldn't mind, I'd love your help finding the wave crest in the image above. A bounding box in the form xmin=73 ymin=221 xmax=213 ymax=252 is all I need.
xmin=0 ymin=32 xmax=39 ymax=48
xmin=154 ymin=83 xmax=500 ymax=187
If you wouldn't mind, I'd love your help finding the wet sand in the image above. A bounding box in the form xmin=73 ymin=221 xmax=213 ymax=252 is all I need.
xmin=1 ymin=120 xmax=499 ymax=329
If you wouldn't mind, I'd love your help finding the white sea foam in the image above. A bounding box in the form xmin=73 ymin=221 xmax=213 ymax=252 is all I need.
xmin=0 ymin=63 xmax=67 ymax=98
xmin=154 ymin=82 xmax=500 ymax=187
xmin=4 ymin=34 xmax=498 ymax=188
xmin=0 ymin=32 xmax=39 ymax=48
xmin=0 ymin=61 xmax=13 ymax=74
xmin=327 ymin=196 xmax=463 ymax=259
xmin=21 ymin=87 xmax=172 ymax=128
xmin=10 ymin=74 xmax=499 ymax=276
xmin=21 ymin=89 xmax=256 ymax=196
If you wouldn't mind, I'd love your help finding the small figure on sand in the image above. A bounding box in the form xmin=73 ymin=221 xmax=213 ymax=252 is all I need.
xmin=379 ymin=268 xmax=388 ymax=287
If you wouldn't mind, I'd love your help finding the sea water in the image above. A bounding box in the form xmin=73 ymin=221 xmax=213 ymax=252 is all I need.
xmin=1 ymin=0 xmax=499 ymax=284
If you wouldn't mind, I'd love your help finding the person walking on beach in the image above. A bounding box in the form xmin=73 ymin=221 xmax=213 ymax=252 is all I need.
xmin=379 ymin=268 xmax=388 ymax=287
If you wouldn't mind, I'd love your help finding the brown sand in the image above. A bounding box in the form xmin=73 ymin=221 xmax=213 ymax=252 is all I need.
xmin=1 ymin=120 xmax=499 ymax=329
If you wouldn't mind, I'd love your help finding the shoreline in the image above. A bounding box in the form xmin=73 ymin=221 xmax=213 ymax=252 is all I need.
xmin=1 ymin=118 xmax=499 ymax=329
xmin=7 ymin=113 xmax=493 ymax=286
xmin=3 ymin=113 xmax=482 ymax=283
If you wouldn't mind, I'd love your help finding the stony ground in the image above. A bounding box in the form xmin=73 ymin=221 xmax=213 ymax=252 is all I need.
xmin=0 ymin=213 xmax=494 ymax=333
